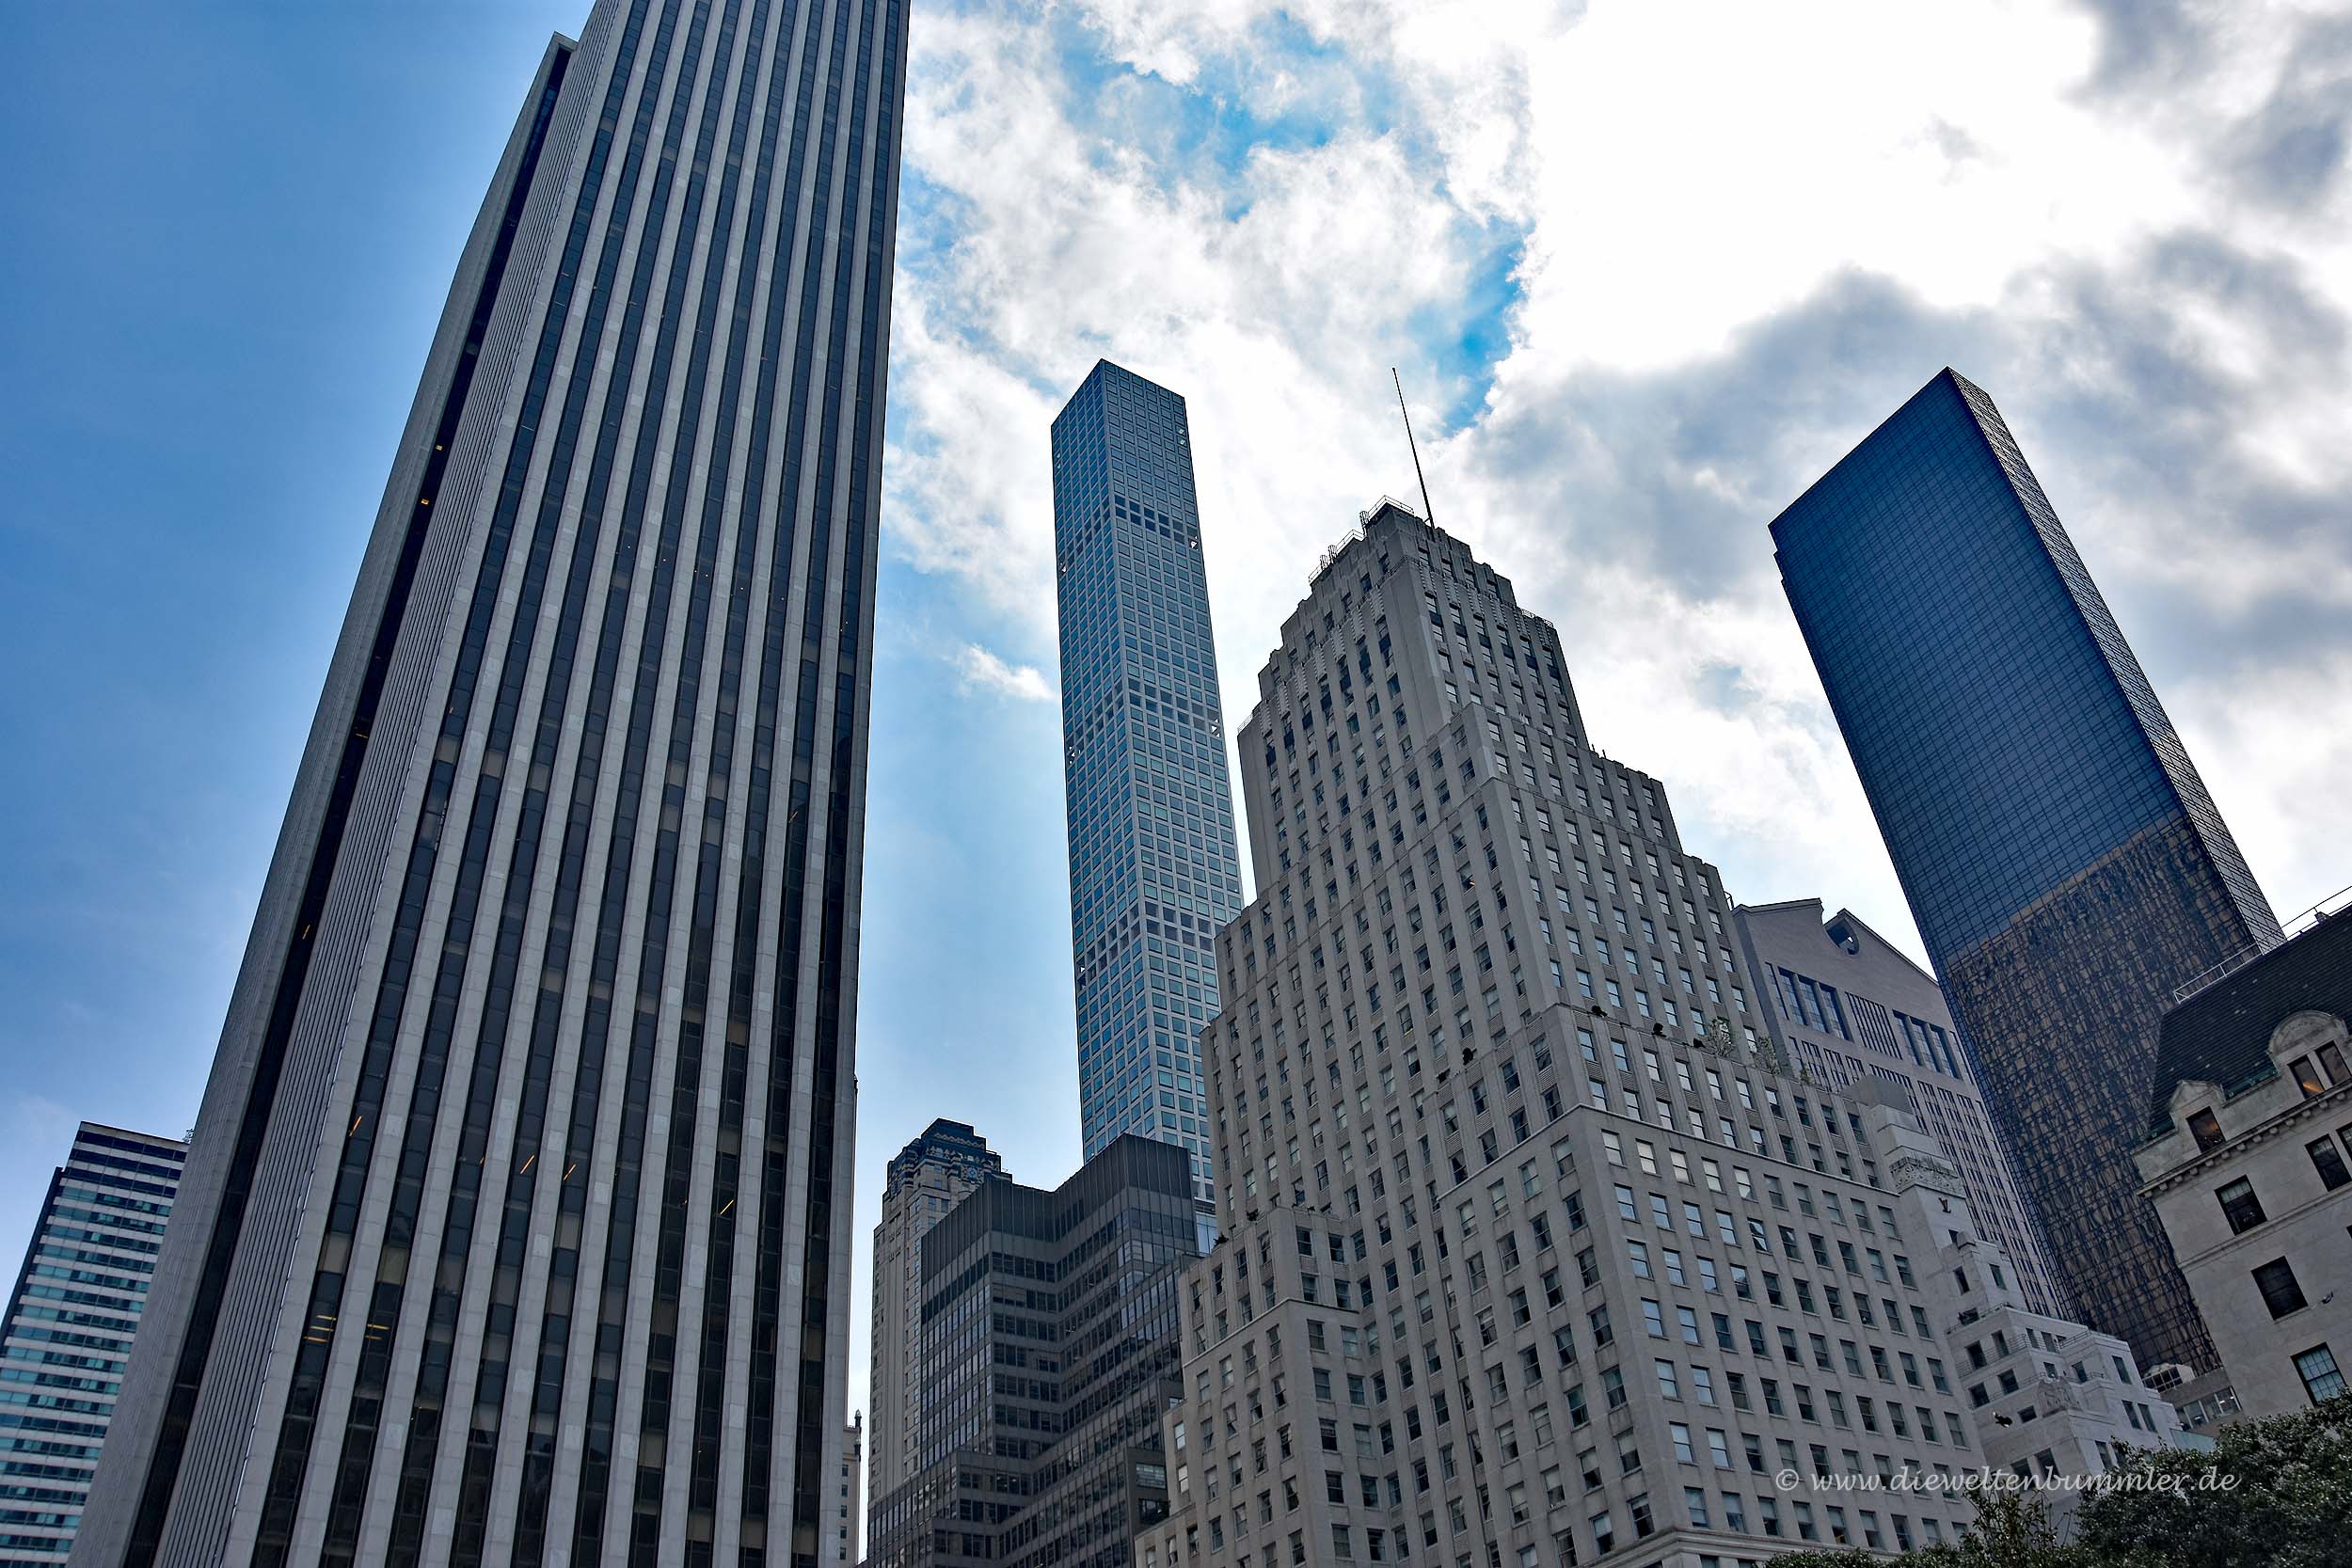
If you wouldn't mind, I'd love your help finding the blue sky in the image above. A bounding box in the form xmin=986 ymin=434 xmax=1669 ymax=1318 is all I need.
xmin=5 ymin=0 xmax=2350 ymax=1436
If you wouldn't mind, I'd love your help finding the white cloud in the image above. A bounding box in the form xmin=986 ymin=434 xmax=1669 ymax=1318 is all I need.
xmin=954 ymin=643 xmax=1057 ymax=704
xmin=883 ymin=0 xmax=2352 ymax=952
xmin=2167 ymin=650 xmax=2352 ymax=923
xmin=886 ymin=0 xmax=1503 ymax=752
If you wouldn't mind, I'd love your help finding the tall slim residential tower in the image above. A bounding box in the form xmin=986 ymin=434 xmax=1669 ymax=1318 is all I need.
xmin=1051 ymin=361 xmax=1244 ymax=1238
xmin=1772 ymin=368 xmax=2281 ymax=1374
xmin=76 ymin=0 xmax=909 ymax=1560
xmin=1737 ymin=898 xmax=2062 ymax=1317
xmin=0 ymin=1124 xmax=185 ymax=1564
xmin=868 ymin=1120 xmax=1005 ymax=1505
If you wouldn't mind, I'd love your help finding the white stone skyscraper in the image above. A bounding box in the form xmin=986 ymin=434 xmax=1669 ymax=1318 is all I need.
xmin=75 ymin=0 xmax=908 ymax=1561
xmin=1736 ymin=898 xmax=2064 ymax=1319
xmin=1140 ymin=502 xmax=2182 ymax=1568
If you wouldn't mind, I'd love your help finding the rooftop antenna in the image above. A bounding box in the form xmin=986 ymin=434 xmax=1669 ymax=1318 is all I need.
xmin=1392 ymin=367 xmax=1437 ymax=531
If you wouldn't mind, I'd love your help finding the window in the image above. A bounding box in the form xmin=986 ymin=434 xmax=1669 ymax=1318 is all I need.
xmin=2217 ymin=1179 xmax=2266 ymax=1235
xmin=2254 ymin=1259 xmax=2308 ymax=1319
xmin=2294 ymin=1345 xmax=2346 ymax=1403
xmin=2186 ymin=1107 xmax=2224 ymax=1151
xmin=2310 ymin=1138 xmax=2352 ymax=1192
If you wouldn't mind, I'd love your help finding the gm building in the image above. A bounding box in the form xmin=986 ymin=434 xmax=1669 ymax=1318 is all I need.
xmin=75 ymin=0 xmax=909 ymax=1559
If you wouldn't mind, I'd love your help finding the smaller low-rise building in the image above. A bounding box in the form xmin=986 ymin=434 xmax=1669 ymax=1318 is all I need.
xmin=867 ymin=1135 xmax=1198 ymax=1568
xmin=833 ymin=1415 xmax=864 ymax=1568
xmin=2153 ymin=1364 xmax=2240 ymax=1440
xmin=1874 ymin=1096 xmax=2180 ymax=1524
xmin=2137 ymin=902 xmax=2352 ymax=1420
xmin=1737 ymin=898 xmax=2064 ymax=1318
xmin=871 ymin=1118 xmax=1010 ymax=1509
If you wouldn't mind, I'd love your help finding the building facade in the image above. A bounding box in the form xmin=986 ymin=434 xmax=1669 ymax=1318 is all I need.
xmin=1053 ymin=361 xmax=1244 ymax=1238
xmin=1872 ymin=1101 xmax=2181 ymax=1530
xmin=1737 ymin=899 xmax=2061 ymax=1318
xmin=866 ymin=1137 xmax=1198 ymax=1568
xmin=871 ymin=1121 xmax=1008 ymax=1507
xmin=2137 ymin=905 xmax=2352 ymax=1420
xmin=0 ymin=1124 xmax=186 ymax=1564
xmin=75 ymin=1 xmax=909 ymax=1560
xmin=1771 ymin=368 xmax=2280 ymax=1374
xmin=830 ymin=1417 xmax=863 ymax=1568
xmin=1145 ymin=504 xmax=2012 ymax=1568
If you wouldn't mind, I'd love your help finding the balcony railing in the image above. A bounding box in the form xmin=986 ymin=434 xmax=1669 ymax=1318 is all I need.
xmin=2170 ymin=882 xmax=2352 ymax=1006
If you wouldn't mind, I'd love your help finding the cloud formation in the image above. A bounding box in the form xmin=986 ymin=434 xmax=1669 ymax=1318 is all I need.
xmin=955 ymin=643 xmax=1057 ymax=704
xmin=882 ymin=0 xmax=2352 ymax=955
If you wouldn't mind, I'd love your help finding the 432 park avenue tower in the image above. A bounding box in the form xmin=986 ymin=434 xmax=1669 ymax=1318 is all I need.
xmin=74 ymin=0 xmax=908 ymax=1560
xmin=1052 ymin=363 xmax=1245 ymax=1243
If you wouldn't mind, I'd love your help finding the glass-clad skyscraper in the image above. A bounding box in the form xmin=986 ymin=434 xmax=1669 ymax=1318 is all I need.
xmin=0 ymin=1124 xmax=185 ymax=1564
xmin=77 ymin=1 xmax=908 ymax=1560
xmin=1051 ymin=361 xmax=1242 ymax=1236
xmin=1772 ymin=368 xmax=2280 ymax=1373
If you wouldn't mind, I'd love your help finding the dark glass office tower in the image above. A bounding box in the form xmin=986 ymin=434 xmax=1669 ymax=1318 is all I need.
xmin=76 ymin=1 xmax=907 ymax=1561
xmin=1772 ymin=368 xmax=2280 ymax=1372
xmin=1051 ymin=362 xmax=1242 ymax=1240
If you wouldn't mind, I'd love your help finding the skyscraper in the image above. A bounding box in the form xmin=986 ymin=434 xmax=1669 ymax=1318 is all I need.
xmin=0 ymin=1124 xmax=185 ymax=1564
xmin=76 ymin=0 xmax=908 ymax=1560
xmin=1145 ymin=502 xmax=2016 ymax=1568
xmin=866 ymin=1137 xmax=1195 ymax=1568
xmin=1771 ymin=368 xmax=2281 ymax=1373
xmin=1737 ymin=897 xmax=2062 ymax=1316
xmin=1051 ymin=361 xmax=1243 ymax=1238
xmin=867 ymin=1120 xmax=1005 ymax=1507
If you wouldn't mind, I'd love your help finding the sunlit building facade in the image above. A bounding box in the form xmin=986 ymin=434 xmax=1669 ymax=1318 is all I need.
xmin=1053 ymin=360 xmax=1243 ymax=1240
xmin=1146 ymin=504 xmax=1994 ymax=1568
xmin=2138 ymin=906 xmax=2352 ymax=1419
xmin=75 ymin=0 xmax=910 ymax=1558
xmin=0 ymin=1124 xmax=185 ymax=1564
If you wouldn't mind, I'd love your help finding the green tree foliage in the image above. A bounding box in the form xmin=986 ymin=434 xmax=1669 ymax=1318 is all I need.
xmin=2075 ymin=1395 xmax=2351 ymax=1568
xmin=1768 ymin=1396 xmax=2351 ymax=1568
